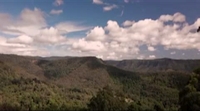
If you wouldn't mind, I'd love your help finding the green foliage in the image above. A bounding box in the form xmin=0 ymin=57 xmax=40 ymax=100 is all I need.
xmin=194 ymin=67 xmax=200 ymax=74
xmin=179 ymin=68 xmax=200 ymax=111
xmin=153 ymin=102 xmax=165 ymax=111
xmin=179 ymin=92 xmax=200 ymax=111
xmin=37 ymin=59 xmax=79 ymax=78
xmin=87 ymin=86 xmax=127 ymax=111
xmin=0 ymin=78 xmax=69 ymax=110
xmin=0 ymin=54 xmax=196 ymax=111
xmin=0 ymin=61 xmax=84 ymax=110
xmin=111 ymin=71 xmax=190 ymax=111
xmin=128 ymin=102 xmax=143 ymax=111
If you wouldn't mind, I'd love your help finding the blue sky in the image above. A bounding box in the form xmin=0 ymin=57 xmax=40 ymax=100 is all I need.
xmin=0 ymin=0 xmax=200 ymax=60
xmin=1 ymin=0 xmax=200 ymax=25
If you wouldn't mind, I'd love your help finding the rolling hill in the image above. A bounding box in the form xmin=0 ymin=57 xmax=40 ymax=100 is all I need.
xmin=0 ymin=54 xmax=195 ymax=110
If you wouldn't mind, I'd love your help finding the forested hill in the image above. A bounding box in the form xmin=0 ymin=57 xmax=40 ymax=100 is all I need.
xmin=0 ymin=54 xmax=197 ymax=110
xmin=106 ymin=58 xmax=200 ymax=72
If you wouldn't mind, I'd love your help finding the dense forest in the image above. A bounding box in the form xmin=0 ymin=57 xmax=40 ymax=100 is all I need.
xmin=0 ymin=54 xmax=199 ymax=110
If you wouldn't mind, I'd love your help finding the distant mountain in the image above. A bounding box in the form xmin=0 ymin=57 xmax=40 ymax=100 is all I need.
xmin=106 ymin=58 xmax=200 ymax=72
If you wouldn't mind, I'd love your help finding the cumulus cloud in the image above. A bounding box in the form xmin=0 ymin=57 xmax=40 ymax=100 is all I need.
xmin=5 ymin=8 xmax=46 ymax=36
xmin=0 ymin=8 xmax=89 ymax=45
xmin=0 ymin=36 xmax=49 ymax=56
xmin=147 ymin=46 xmax=156 ymax=51
xmin=72 ymin=38 xmax=106 ymax=52
xmin=50 ymin=9 xmax=63 ymax=15
xmin=0 ymin=8 xmax=91 ymax=57
xmin=86 ymin=26 xmax=106 ymax=41
xmin=1 ymin=8 xmax=200 ymax=60
xmin=2 ymin=9 xmax=78 ymax=45
xmin=70 ymin=12 xmax=200 ymax=60
xmin=17 ymin=8 xmax=46 ymax=28
xmin=7 ymin=35 xmax=33 ymax=44
xmin=34 ymin=27 xmax=67 ymax=44
xmin=53 ymin=0 xmax=64 ymax=6
xmin=122 ymin=20 xmax=135 ymax=27
xmin=159 ymin=12 xmax=186 ymax=23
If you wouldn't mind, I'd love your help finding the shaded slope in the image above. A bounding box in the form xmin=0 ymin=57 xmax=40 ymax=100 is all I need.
xmin=36 ymin=56 xmax=140 ymax=90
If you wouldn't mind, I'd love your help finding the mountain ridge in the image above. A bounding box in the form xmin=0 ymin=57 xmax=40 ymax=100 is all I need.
xmin=1 ymin=53 xmax=200 ymax=73
xmin=106 ymin=58 xmax=200 ymax=72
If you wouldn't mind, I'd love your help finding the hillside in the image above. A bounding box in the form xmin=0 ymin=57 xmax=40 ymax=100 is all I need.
xmin=0 ymin=54 xmax=194 ymax=110
xmin=0 ymin=60 xmax=73 ymax=110
xmin=106 ymin=58 xmax=200 ymax=72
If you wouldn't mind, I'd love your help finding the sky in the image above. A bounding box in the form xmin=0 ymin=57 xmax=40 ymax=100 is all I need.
xmin=0 ymin=0 xmax=200 ymax=60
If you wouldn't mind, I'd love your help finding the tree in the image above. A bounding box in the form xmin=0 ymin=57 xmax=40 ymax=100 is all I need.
xmin=179 ymin=68 xmax=200 ymax=111
xmin=154 ymin=103 xmax=164 ymax=111
xmin=127 ymin=102 xmax=141 ymax=111
xmin=179 ymin=92 xmax=200 ymax=111
xmin=87 ymin=86 xmax=127 ymax=111
xmin=194 ymin=67 xmax=200 ymax=75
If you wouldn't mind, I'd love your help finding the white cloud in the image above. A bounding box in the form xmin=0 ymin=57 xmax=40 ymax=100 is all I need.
xmin=93 ymin=0 xmax=104 ymax=4
xmin=0 ymin=36 xmax=49 ymax=56
xmin=53 ymin=0 xmax=64 ymax=6
xmin=86 ymin=26 xmax=105 ymax=41
xmin=55 ymin=22 xmax=91 ymax=34
xmin=0 ymin=8 xmax=92 ymax=57
xmin=5 ymin=8 xmax=46 ymax=36
xmin=124 ymin=0 xmax=129 ymax=3
xmin=1 ymin=9 xmax=200 ymax=60
xmin=34 ymin=27 xmax=67 ymax=44
xmin=92 ymin=0 xmax=118 ymax=11
xmin=122 ymin=20 xmax=135 ymax=27
xmin=147 ymin=46 xmax=156 ymax=51
xmin=7 ymin=35 xmax=33 ymax=44
xmin=173 ymin=13 xmax=186 ymax=22
xmin=159 ymin=12 xmax=186 ymax=23
xmin=103 ymin=4 xmax=118 ymax=11
xmin=70 ymin=12 xmax=200 ymax=60
xmin=0 ymin=13 xmax=12 ymax=27
xmin=18 ymin=8 xmax=46 ymax=27
xmin=149 ymin=55 xmax=156 ymax=59
xmin=72 ymin=38 xmax=106 ymax=52
xmin=50 ymin=9 xmax=63 ymax=15
xmin=137 ymin=55 xmax=145 ymax=60
xmin=170 ymin=51 xmax=176 ymax=55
